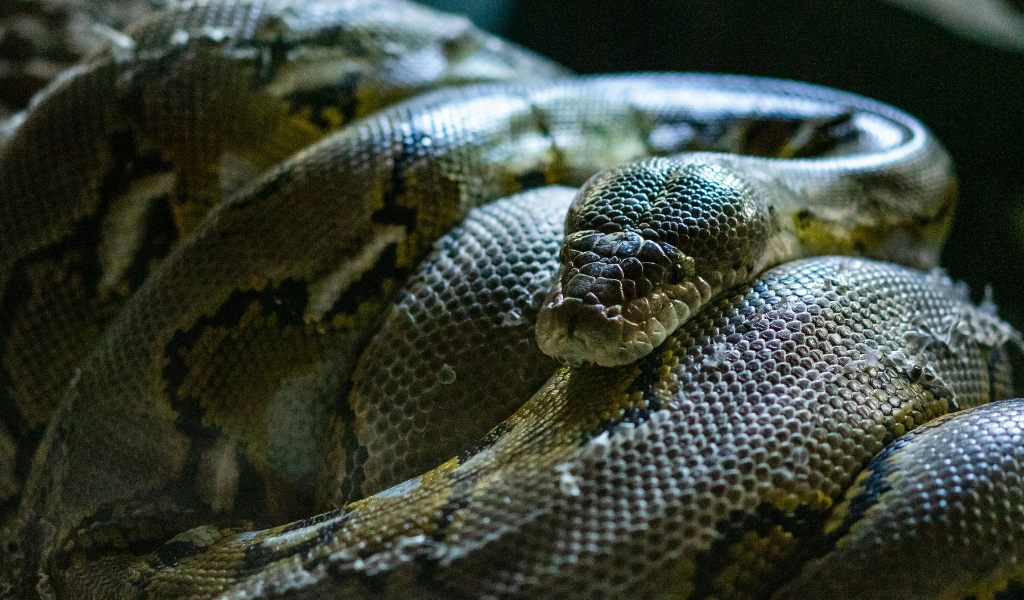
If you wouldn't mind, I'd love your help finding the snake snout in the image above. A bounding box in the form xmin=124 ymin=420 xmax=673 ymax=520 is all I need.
xmin=536 ymin=158 xmax=776 ymax=367
xmin=535 ymin=297 xmax=634 ymax=368
xmin=536 ymin=230 xmax=687 ymax=367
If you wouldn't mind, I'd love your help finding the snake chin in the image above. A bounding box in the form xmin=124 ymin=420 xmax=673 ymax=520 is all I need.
xmin=536 ymin=295 xmax=646 ymax=367
xmin=536 ymin=260 xmax=767 ymax=366
xmin=536 ymin=283 xmax=699 ymax=367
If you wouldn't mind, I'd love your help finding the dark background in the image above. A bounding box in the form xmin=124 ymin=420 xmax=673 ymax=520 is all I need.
xmin=2 ymin=0 xmax=1022 ymax=328
xmin=458 ymin=0 xmax=1024 ymax=330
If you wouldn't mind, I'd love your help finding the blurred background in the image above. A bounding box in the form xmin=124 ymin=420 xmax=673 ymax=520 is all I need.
xmin=464 ymin=0 xmax=1024 ymax=330
xmin=2 ymin=0 xmax=1022 ymax=328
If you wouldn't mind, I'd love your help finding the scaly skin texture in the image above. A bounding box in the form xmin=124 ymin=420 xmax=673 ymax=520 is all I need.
xmin=0 ymin=0 xmax=568 ymax=527
xmin=48 ymin=255 xmax=1020 ymax=599
xmin=9 ymin=72 xmax=956 ymax=593
xmin=0 ymin=1 xmax=1017 ymax=598
xmin=775 ymin=399 xmax=1024 ymax=599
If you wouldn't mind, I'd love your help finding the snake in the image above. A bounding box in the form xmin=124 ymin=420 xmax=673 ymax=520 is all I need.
xmin=0 ymin=0 xmax=1022 ymax=598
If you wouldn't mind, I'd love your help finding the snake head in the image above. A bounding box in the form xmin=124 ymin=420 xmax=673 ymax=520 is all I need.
xmin=536 ymin=158 xmax=776 ymax=367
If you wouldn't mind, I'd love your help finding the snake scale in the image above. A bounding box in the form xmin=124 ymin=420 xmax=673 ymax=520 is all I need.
xmin=1 ymin=0 xmax=1023 ymax=598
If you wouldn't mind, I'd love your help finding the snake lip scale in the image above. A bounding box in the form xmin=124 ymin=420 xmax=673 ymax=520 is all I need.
xmin=0 ymin=0 xmax=1021 ymax=599
xmin=536 ymin=159 xmax=775 ymax=368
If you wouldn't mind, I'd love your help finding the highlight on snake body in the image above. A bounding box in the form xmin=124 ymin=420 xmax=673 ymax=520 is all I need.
xmin=0 ymin=1 xmax=1021 ymax=599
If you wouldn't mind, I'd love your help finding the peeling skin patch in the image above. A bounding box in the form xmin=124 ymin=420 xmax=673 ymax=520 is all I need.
xmin=59 ymin=256 xmax=1018 ymax=598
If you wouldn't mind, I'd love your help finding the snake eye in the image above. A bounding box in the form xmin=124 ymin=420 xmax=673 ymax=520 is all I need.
xmin=536 ymin=158 xmax=774 ymax=367
xmin=671 ymin=262 xmax=684 ymax=284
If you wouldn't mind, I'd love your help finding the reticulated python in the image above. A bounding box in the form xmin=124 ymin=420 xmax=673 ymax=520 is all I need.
xmin=1 ymin=0 xmax=1022 ymax=598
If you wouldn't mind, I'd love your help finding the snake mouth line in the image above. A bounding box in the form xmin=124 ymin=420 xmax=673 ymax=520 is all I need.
xmin=535 ymin=228 xmax=696 ymax=366
xmin=536 ymin=275 xmax=722 ymax=367
xmin=536 ymin=214 xmax=770 ymax=367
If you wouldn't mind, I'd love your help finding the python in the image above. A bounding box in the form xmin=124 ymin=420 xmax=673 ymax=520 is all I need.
xmin=0 ymin=1 xmax=1019 ymax=598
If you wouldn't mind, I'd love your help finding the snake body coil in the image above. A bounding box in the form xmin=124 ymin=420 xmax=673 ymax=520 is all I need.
xmin=0 ymin=1 xmax=1021 ymax=599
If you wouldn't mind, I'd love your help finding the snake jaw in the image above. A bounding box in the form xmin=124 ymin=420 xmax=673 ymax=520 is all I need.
xmin=536 ymin=283 xmax=701 ymax=367
xmin=535 ymin=233 xmax=705 ymax=367
xmin=535 ymin=296 xmax=634 ymax=367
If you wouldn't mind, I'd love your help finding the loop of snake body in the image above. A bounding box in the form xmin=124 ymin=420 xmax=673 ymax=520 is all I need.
xmin=0 ymin=0 xmax=1022 ymax=598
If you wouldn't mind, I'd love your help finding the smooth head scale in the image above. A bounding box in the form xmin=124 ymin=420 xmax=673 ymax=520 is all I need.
xmin=536 ymin=158 xmax=776 ymax=367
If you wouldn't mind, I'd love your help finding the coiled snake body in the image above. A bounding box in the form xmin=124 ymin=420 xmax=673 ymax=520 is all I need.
xmin=0 ymin=1 xmax=1022 ymax=598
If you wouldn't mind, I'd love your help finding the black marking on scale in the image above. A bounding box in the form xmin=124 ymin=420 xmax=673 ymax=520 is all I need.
xmin=161 ymin=277 xmax=312 ymax=419
xmin=280 ymin=508 xmax=349 ymax=534
xmin=580 ymin=344 xmax=666 ymax=444
xmin=121 ymin=193 xmax=181 ymax=291
xmin=431 ymin=488 xmax=473 ymax=543
xmin=160 ymin=279 xmax=312 ymax=522
xmin=688 ymin=503 xmax=826 ymax=600
xmin=323 ymin=242 xmax=410 ymax=320
xmin=457 ymin=421 xmax=514 ymax=464
xmin=156 ymin=533 xmax=212 ymax=568
xmin=286 ymin=72 xmax=363 ymax=130
xmin=821 ymin=436 xmax=909 ymax=548
xmin=0 ymin=263 xmax=43 ymax=493
xmin=238 ymin=512 xmax=350 ymax=578
xmin=988 ymin=579 xmax=1024 ymax=600
xmin=371 ymin=125 xmax=431 ymax=229
xmin=0 ymin=126 xmax=171 ymax=514
xmin=412 ymin=481 xmax=474 ymax=591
